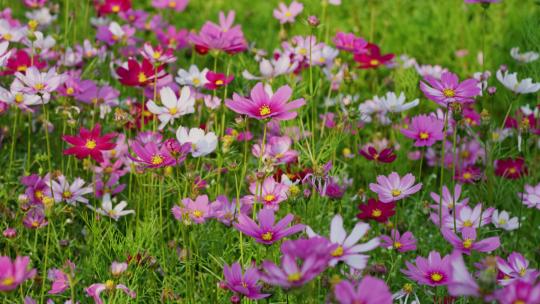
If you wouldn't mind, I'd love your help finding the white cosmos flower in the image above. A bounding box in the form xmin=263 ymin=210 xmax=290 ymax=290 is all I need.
xmin=415 ymin=64 xmax=448 ymax=79
xmin=176 ymin=126 xmax=218 ymax=157
xmin=96 ymin=194 xmax=134 ymax=221
xmin=108 ymin=22 xmax=125 ymax=40
xmin=0 ymin=41 xmax=11 ymax=66
xmin=242 ymin=56 xmax=298 ymax=80
xmin=23 ymin=31 xmax=56 ymax=52
xmin=176 ymin=65 xmax=209 ymax=88
xmin=510 ymin=47 xmax=539 ymax=63
xmin=496 ymin=70 xmax=540 ymax=94
xmin=306 ymin=214 xmax=379 ymax=270
xmin=492 ymin=209 xmax=519 ymax=231
xmin=147 ymin=86 xmax=195 ymax=130
xmin=0 ymin=84 xmax=41 ymax=111
xmin=0 ymin=20 xmax=27 ymax=42
xmin=377 ymin=92 xmax=419 ymax=113
xmin=13 ymin=67 xmax=65 ymax=103
xmin=25 ymin=8 xmax=57 ymax=27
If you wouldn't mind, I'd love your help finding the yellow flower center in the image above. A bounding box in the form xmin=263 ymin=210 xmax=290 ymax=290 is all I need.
xmin=169 ymin=107 xmax=178 ymax=115
xmin=112 ymin=35 xmax=119 ymax=41
xmin=192 ymin=77 xmax=200 ymax=85
xmin=152 ymin=51 xmax=162 ymax=59
xmin=215 ymin=79 xmax=224 ymax=86
xmin=138 ymin=73 xmax=148 ymax=83
xmin=430 ymin=272 xmax=443 ymax=282
xmin=17 ymin=65 xmax=27 ymax=72
xmin=508 ymin=167 xmax=517 ymax=174
xmin=463 ymin=172 xmax=472 ymax=180
xmin=285 ymin=11 xmax=292 ymax=17
xmin=462 ymin=238 xmax=473 ymax=249
xmin=443 ymin=88 xmax=455 ymax=98
xmin=259 ymin=105 xmax=271 ymax=117
xmin=331 ymin=245 xmax=344 ymax=257
xmin=1 ymin=276 xmax=14 ymax=286
xmin=463 ymin=220 xmax=473 ymax=227
xmin=513 ymin=301 xmax=525 ymax=304
xmin=298 ymin=48 xmax=307 ymax=55
xmin=105 ymin=279 xmax=115 ymax=290
xmin=3 ymin=33 xmax=12 ymax=41
xmin=264 ymin=194 xmax=275 ymax=202
xmin=31 ymin=220 xmax=39 ymax=227
xmin=370 ymin=59 xmax=380 ymax=66
xmin=85 ymin=139 xmax=97 ymax=149
xmin=15 ymin=93 xmax=24 ymax=103
xmin=35 ymin=190 xmax=43 ymax=199
xmin=151 ymin=154 xmax=164 ymax=165
xmin=169 ymin=1 xmax=177 ymax=7
xmin=43 ymin=196 xmax=54 ymax=208
xmin=192 ymin=210 xmax=203 ymax=218
xmin=111 ymin=5 xmax=120 ymax=13
xmin=403 ymin=283 xmax=413 ymax=294
xmin=62 ymin=191 xmax=72 ymax=199
xmin=419 ymin=132 xmax=429 ymax=139
xmin=371 ymin=209 xmax=382 ymax=217
xmin=28 ymin=20 xmax=39 ymax=30
xmin=394 ymin=242 xmax=402 ymax=249
xmin=519 ymin=268 xmax=526 ymax=277
xmin=391 ymin=189 xmax=401 ymax=197
xmin=66 ymin=87 xmax=75 ymax=95
xmin=287 ymin=272 xmax=301 ymax=282
xmin=262 ymin=231 xmax=273 ymax=241
xmin=34 ymin=83 xmax=45 ymax=90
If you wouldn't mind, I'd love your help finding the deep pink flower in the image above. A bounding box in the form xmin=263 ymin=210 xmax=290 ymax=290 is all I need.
xmin=63 ymin=124 xmax=116 ymax=163
xmin=495 ymin=157 xmax=527 ymax=179
xmin=48 ymin=268 xmax=69 ymax=294
xmin=0 ymin=256 xmax=36 ymax=291
xmin=129 ymin=141 xmax=176 ymax=168
xmin=96 ymin=0 xmax=131 ymax=15
xmin=333 ymin=32 xmax=368 ymax=54
xmin=116 ymin=58 xmax=165 ymax=87
xmin=359 ymin=146 xmax=396 ymax=163
xmin=357 ymin=198 xmax=395 ymax=223
xmin=222 ymin=262 xmax=270 ymax=300
xmin=226 ymin=82 xmax=305 ymax=121
xmin=353 ymin=43 xmax=394 ymax=69
xmin=494 ymin=280 xmax=540 ymax=304
xmin=441 ymin=227 xmax=500 ymax=255
xmin=369 ymin=172 xmax=422 ymax=203
xmin=380 ymin=229 xmax=417 ymax=252
xmin=234 ymin=208 xmax=304 ymax=245
xmin=402 ymin=251 xmax=452 ymax=287
xmin=189 ymin=11 xmax=247 ymax=55
xmin=204 ymin=71 xmax=234 ymax=90
xmin=86 ymin=281 xmax=136 ymax=303
xmin=334 ymin=276 xmax=392 ymax=304
xmin=420 ymin=72 xmax=481 ymax=107
xmin=401 ymin=114 xmax=445 ymax=147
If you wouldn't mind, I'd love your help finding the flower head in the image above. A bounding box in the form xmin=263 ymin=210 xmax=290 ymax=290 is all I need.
xmin=222 ymin=262 xmax=270 ymax=300
xmin=0 ymin=256 xmax=36 ymax=291
xmin=402 ymin=251 xmax=452 ymax=287
xmin=334 ymin=276 xmax=392 ymax=304
xmin=441 ymin=227 xmax=500 ymax=255
xmin=380 ymin=229 xmax=417 ymax=253
xmin=357 ymin=198 xmax=396 ymax=222
xmin=401 ymin=114 xmax=445 ymax=147
xmin=420 ymin=71 xmax=480 ymax=107
xmin=234 ymin=208 xmax=304 ymax=245
xmin=63 ymin=124 xmax=116 ymax=163
xmin=369 ymin=172 xmax=422 ymax=203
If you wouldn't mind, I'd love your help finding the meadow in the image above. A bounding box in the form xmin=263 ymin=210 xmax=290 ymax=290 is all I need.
xmin=0 ymin=0 xmax=539 ymax=303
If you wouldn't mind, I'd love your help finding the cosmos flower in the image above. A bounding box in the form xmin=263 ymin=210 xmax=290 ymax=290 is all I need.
xmin=306 ymin=214 xmax=380 ymax=270
xmin=510 ymin=47 xmax=539 ymax=63
xmin=402 ymin=251 xmax=452 ymax=287
xmin=273 ymin=1 xmax=304 ymax=24
xmin=415 ymin=64 xmax=448 ymax=79
xmin=244 ymin=177 xmax=288 ymax=210
xmin=495 ymin=157 xmax=527 ymax=179
xmin=401 ymin=114 xmax=445 ymax=147
xmin=48 ymin=176 xmax=93 ymax=205
xmin=129 ymin=141 xmax=176 ymax=168
xmin=252 ymin=136 xmax=298 ymax=164
xmin=146 ymin=86 xmax=195 ymax=129
xmin=494 ymin=280 xmax=540 ymax=304
xmin=211 ymin=195 xmax=249 ymax=226
xmin=0 ymin=256 xmax=36 ymax=291
xmin=242 ymin=56 xmax=298 ymax=81
xmin=204 ymin=71 xmax=234 ymax=90
xmin=369 ymin=172 xmax=422 ymax=203
xmin=95 ymin=194 xmax=135 ymax=221
xmin=334 ymin=276 xmax=392 ymax=304
xmin=13 ymin=66 xmax=65 ymax=104
xmin=62 ymin=124 xmax=116 ymax=163
xmin=333 ymin=32 xmax=368 ymax=54
xmin=496 ymin=70 xmax=540 ymax=94
xmin=443 ymin=203 xmax=493 ymax=231
xmin=380 ymin=229 xmax=417 ymax=253
xmin=0 ymin=84 xmax=41 ymax=112
xmin=491 ymin=210 xmax=519 ymax=231
xmin=152 ymin=0 xmax=188 ymax=12
xmin=116 ymin=58 xmax=164 ymax=87
xmin=234 ymin=208 xmax=304 ymax=245
xmin=447 ymin=252 xmax=482 ymax=298
xmin=222 ymin=262 xmax=270 ymax=300
xmin=23 ymin=207 xmax=48 ymax=229
xmin=226 ymin=82 xmax=305 ymax=121
xmin=110 ymin=262 xmax=128 ymax=276
xmin=189 ymin=11 xmax=248 ymax=55
xmin=175 ymin=65 xmax=208 ymax=88
xmin=156 ymin=25 xmax=189 ymax=50
xmin=1 ymin=49 xmax=46 ymax=76
xmin=176 ymin=126 xmax=218 ymax=157
xmin=96 ymin=21 xmax=135 ymax=46
xmin=359 ymin=146 xmax=397 ymax=163
xmin=357 ymin=198 xmax=396 ymax=223
xmin=48 ymin=268 xmax=69 ymax=294
xmin=353 ymin=43 xmax=394 ymax=69
xmin=377 ymin=92 xmax=419 ymax=113
xmin=86 ymin=280 xmax=136 ymax=303
xmin=441 ymin=227 xmax=500 ymax=255
xmin=140 ymin=43 xmax=176 ymax=64
xmin=521 ymin=182 xmax=540 ymax=209
xmin=420 ymin=71 xmax=480 ymax=107
xmin=497 ymin=252 xmax=540 ymax=286
xmin=172 ymin=195 xmax=213 ymax=224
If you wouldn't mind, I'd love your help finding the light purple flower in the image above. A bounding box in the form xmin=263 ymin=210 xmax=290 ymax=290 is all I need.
xmin=497 ymin=252 xmax=540 ymax=286
xmin=401 ymin=114 xmax=445 ymax=147
xmin=420 ymin=71 xmax=480 ymax=107
xmin=334 ymin=276 xmax=392 ymax=304
xmin=48 ymin=268 xmax=69 ymax=294
xmin=233 ymin=208 xmax=304 ymax=245
xmin=521 ymin=182 xmax=540 ymax=209
xmin=0 ymin=256 xmax=36 ymax=291
xmin=13 ymin=66 xmax=65 ymax=103
xmin=369 ymin=172 xmax=422 ymax=203
xmin=442 ymin=203 xmax=493 ymax=231
xmin=273 ymin=1 xmax=303 ymax=24
xmin=172 ymin=195 xmax=212 ymax=224
xmin=252 ymin=136 xmax=298 ymax=164
xmin=222 ymin=262 xmax=270 ymax=300
xmin=86 ymin=281 xmax=136 ymax=304
xmin=441 ymin=227 xmax=500 ymax=255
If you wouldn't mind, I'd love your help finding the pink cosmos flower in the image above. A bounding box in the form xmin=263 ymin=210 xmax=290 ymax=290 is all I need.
xmin=402 ymin=251 xmax=452 ymax=287
xmin=442 ymin=203 xmax=493 ymax=231
xmin=86 ymin=281 xmax=136 ymax=304
xmin=210 ymin=195 xmax=251 ymax=226
xmin=156 ymin=25 xmax=189 ymax=50
xmin=448 ymin=252 xmax=482 ymax=298
xmin=13 ymin=66 xmax=65 ymax=104
xmin=129 ymin=141 xmax=176 ymax=168
xmin=23 ymin=207 xmax=48 ymax=229
xmin=420 ymin=72 xmax=481 ymax=107
xmin=273 ymin=1 xmax=304 ymax=24
xmin=245 ymin=176 xmax=288 ymax=210
xmin=380 ymin=229 xmax=417 ymax=253
xmin=222 ymin=262 xmax=270 ymax=300
xmin=48 ymin=176 xmax=93 ymax=205
xmin=23 ymin=0 xmax=47 ymax=8
xmin=110 ymin=262 xmax=128 ymax=276
xmin=369 ymin=172 xmax=422 ymax=203
xmin=497 ymin=252 xmax=540 ymax=286
xmin=226 ymin=82 xmax=305 ymax=121
xmin=333 ymin=32 xmax=368 ymax=54
xmin=189 ymin=11 xmax=247 ymax=55
xmin=63 ymin=124 xmax=116 ymax=163
xmin=204 ymin=71 xmax=234 ymax=90
xmin=140 ymin=43 xmax=176 ymax=64
xmin=252 ymin=136 xmax=298 ymax=164
xmin=334 ymin=276 xmax=392 ymax=304
xmin=172 ymin=195 xmax=212 ymax=224
xmin=494 ymin=280 xmax=540 ymax=304
xmin=401 ymin=114 xmax=445 ymax=147
xmin=441 ymin=227 xmax=500 ymax=255
xmin=521 ymin=182 xmax=540 ymax=209
xmin=48 ymin=268 xmax=69 ymax=294
xmin=233 ymin=208 xmax=304 ymax=245
xmin=0 ymin=256 xmax=36 ymax=291
xmin=152 ymin=0 xmax=188 ymax=11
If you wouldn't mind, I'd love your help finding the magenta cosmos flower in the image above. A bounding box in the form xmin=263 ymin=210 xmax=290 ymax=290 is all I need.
xmin=402 ymin=251 xmax=452 ymax=287
xmin=129 ymin=141 xmax=176 ymax=168
xmin=222 ymin=262 xmax=270 ymax=300
xmin=494 ymin=280 xmax=540 ymax=304
xmin=497 ymin=252 xmax=540 ymax=286
xmin=234 ymin=208 xmax=304 ymax=245
xmin=334 ymin=276 xmax=392 ymax=304
xmin=420 ymin=72 xmax=480 ymax=107
xmin=172 ymin=195 xmax=212 ymax=224
xmin=63 ymin=124 xmax=116 ymax=163
xmin=369 ymin=172 xmax=422 ymax=203
xmin=401 ymin=114 xmax=445 ymax=147
xmin=245 ymin=176 xmax=288 ymax=210
xmin=226 ymin=82 xmax=305 ymax=121
xmin=0 ymin=256 xmax=36 ymax=291
xmin=441 ymin=227 xmax=500 ymax=255
xmin=333 ymin=32 xmax=368 ymax=54
xmin=380 ymin=229 xmax=417 ymax=253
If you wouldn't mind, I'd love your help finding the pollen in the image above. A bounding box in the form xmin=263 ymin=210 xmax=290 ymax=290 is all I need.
xmin=287 ymin=272 xmax=301 ymax=282
xmin=105 ymin=279 xmax=115 ymax=290
xmin=85 ymin=139 xmax=97 ymax=149
xmin=259 ymin=105 xmax=271 ymax=117
xmin=151 ymin=154 xmax=164 ymax=165
xmin=403 ymin=283 xmax=413 ymax=294
xmin=391 ymin=189 xmax=402 ymax=197
xmin=394 ymin=242 xmax=402 ymax=249
xmin=169 ymin=1 xmax=177 ymax=8
xmin=498 ymin=219 xmax=507 ymax=225
xmin=463 ymin=220 xmax=473 ymax=227
xmin=192 ymin=210 xmax=203 ymax=218
xmin=15 ymin=93 xmax=24 ymax=103
xmin=1 ymin=276 xmax=14 ymax=286
xmin=370 ymin=59 xmax=380 ymax=66
xmin=17 ymin=65 xmax=27 ymax=72
xmin=430 ymin=272 xmax=444 ymax=282
xmin=331 ymin=245 xmax=344 ymax=257
xmin=62 ymin=191 xmax=72 ymax=199
xmin=264 ymin=194 xmax=275 ymax=202
xmin=192 ymin=77 xmax=200 ymax=85
xmin=462 ymin=172 xmax=472 ymax=180
xmin=262 ymin=231 xmax=273 ymax=241
xmin=419 ymin=132 xmax=430 ymax=139
xmin=443 ymin=88 xmax=455 ymax=98
xmin=152 ymin=51 xmax=162 ymax=59
xmin=462 ymin=238 xmax=473 ymax=249
xmin=371 ymin=209 xmax=382 ymax=217
xmin=285 ymin=11 xmax=292 ymax=17
xmin=508 ymin=167 xmax=517 ymax=174
xmin=215 ymin=79 xmax=224 ymax=86
xmin=111 ymin=5 xmax=120 ymax=13
xmin=34 ymin=83 xmax=45 ymax=90
xmin=169 ymin=107 xmax=178 ymax=115
xmin=66 ymin=87 xmax=75 ymax=95
xmin=28 ymin=20 xmax=38 ymax=30
xmin=2 ymin=33 xmax=12 ymax=41
xmin=138 ymin=73 xmax=148 ymax=83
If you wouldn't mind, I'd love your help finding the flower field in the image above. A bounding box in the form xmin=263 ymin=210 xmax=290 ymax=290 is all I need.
xmin=0 ymin=0 xmax=540 ymax=303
